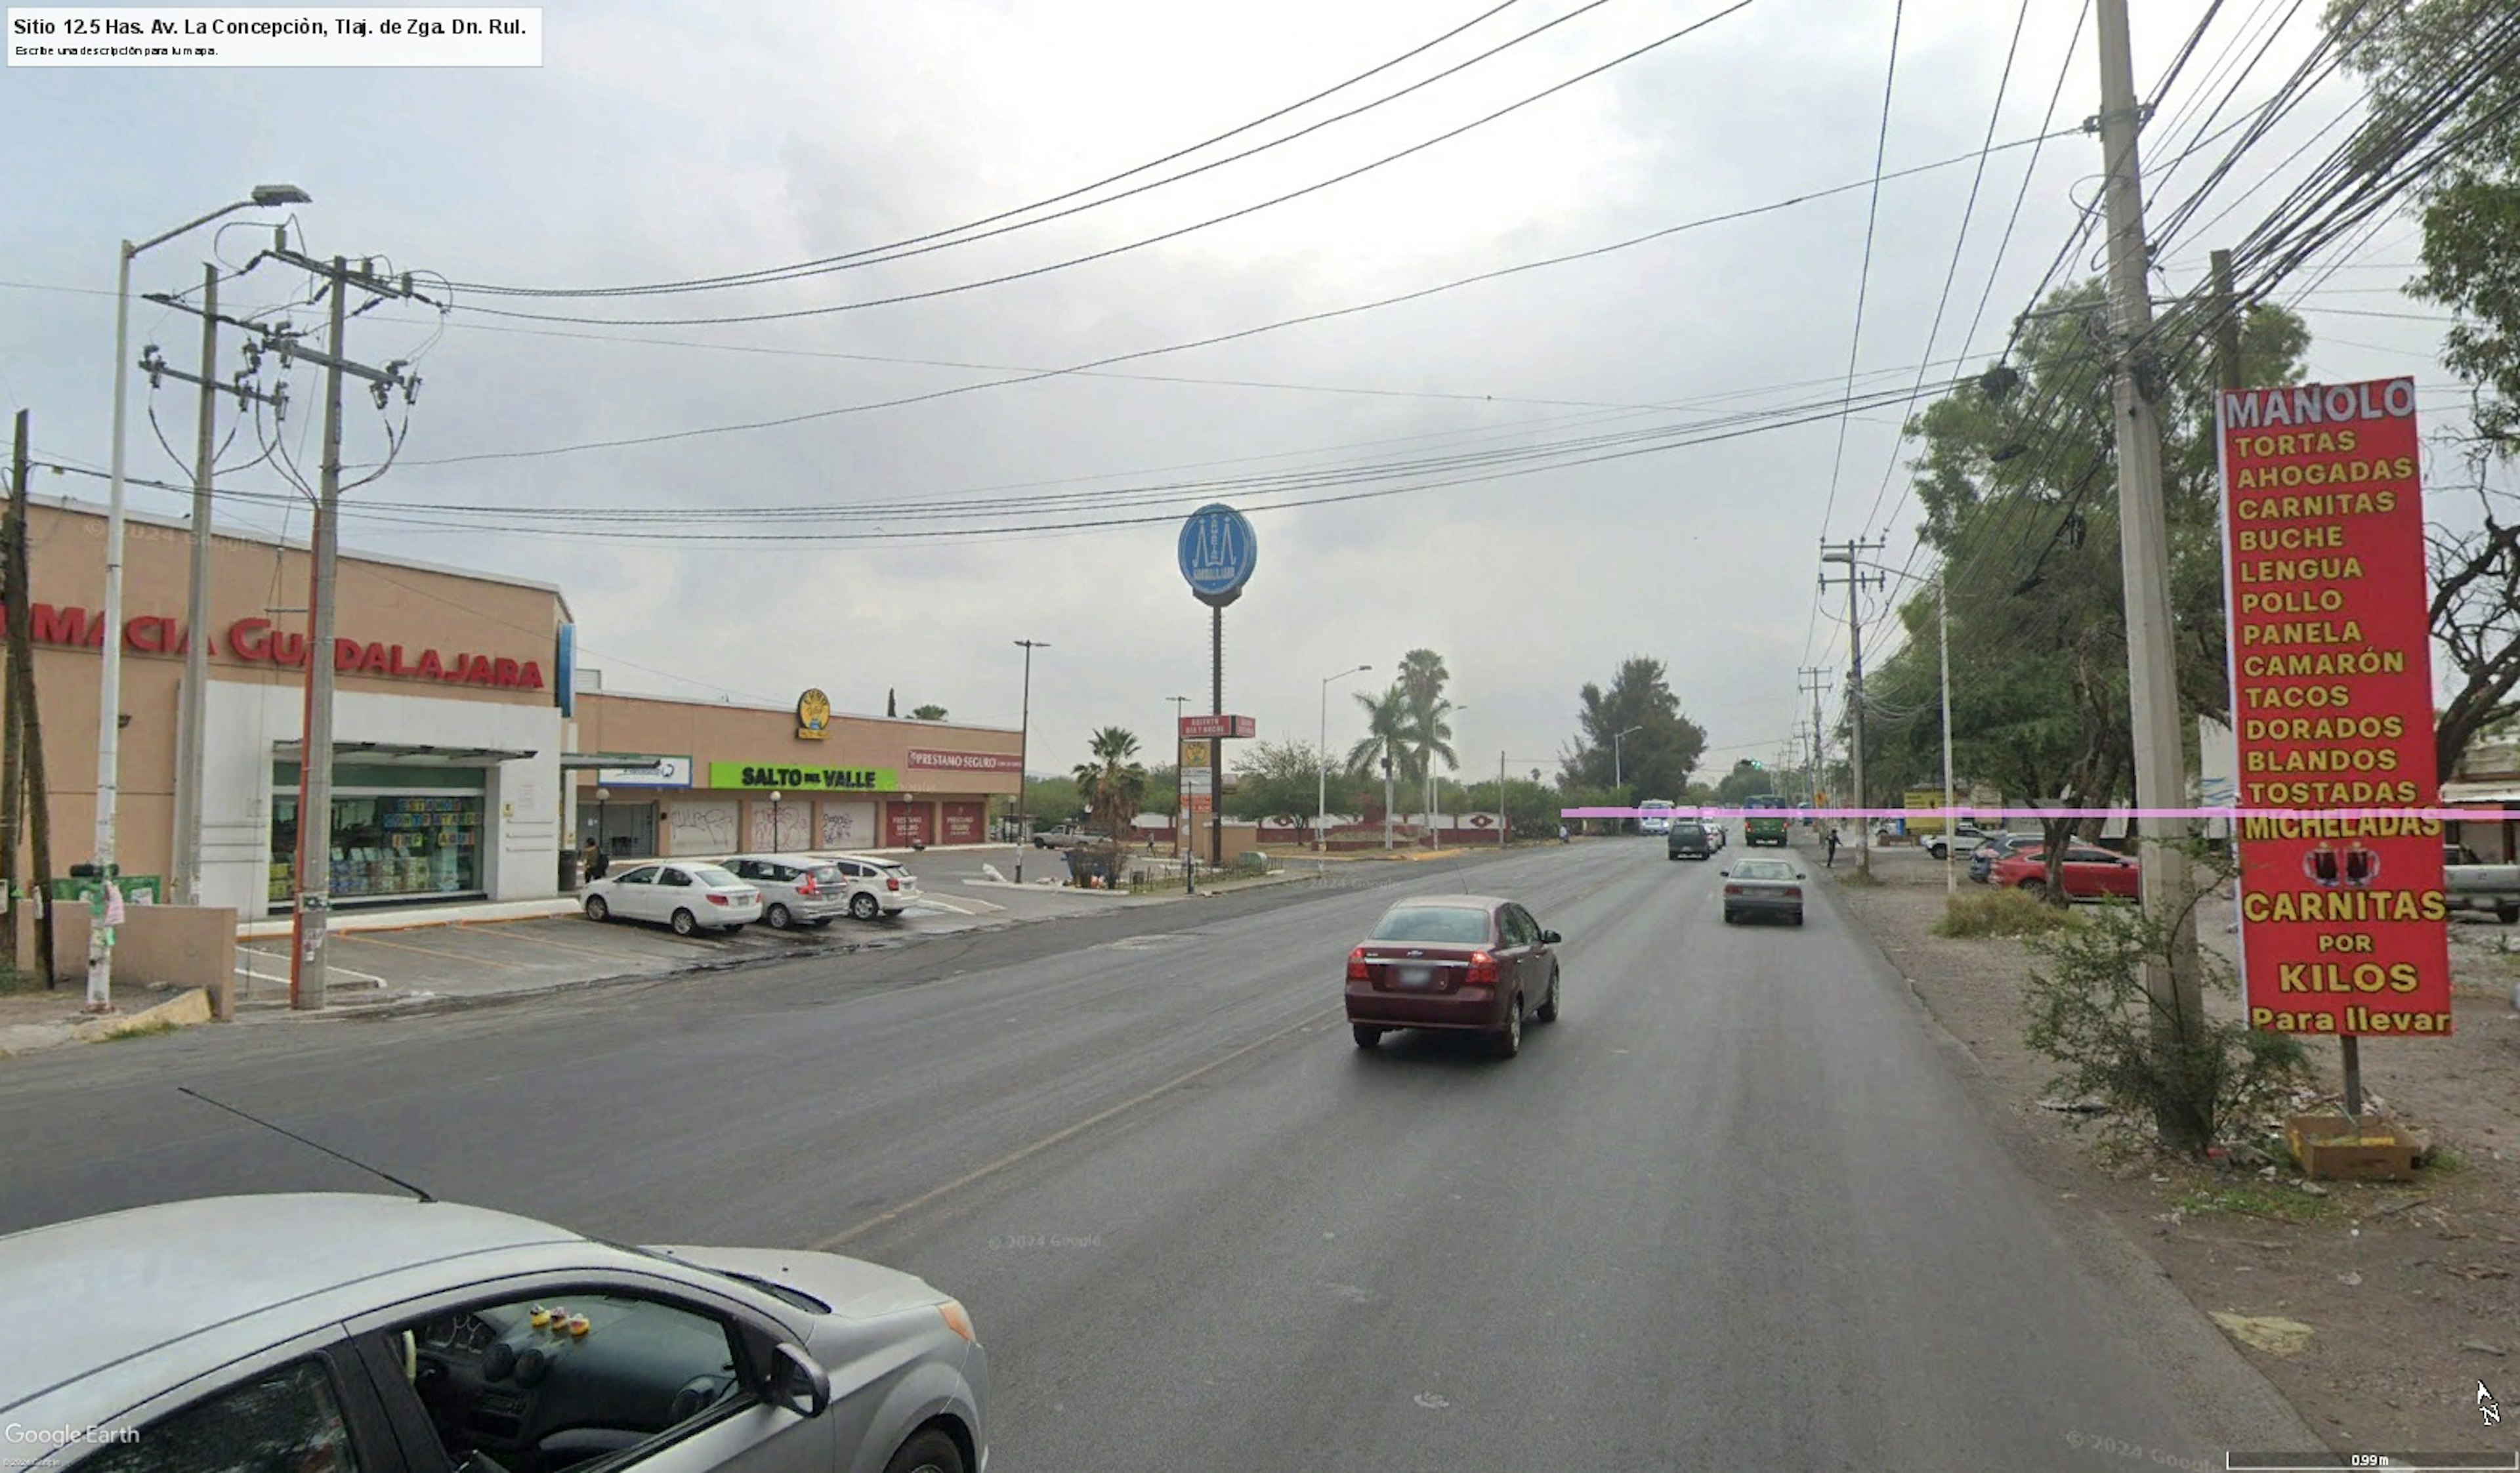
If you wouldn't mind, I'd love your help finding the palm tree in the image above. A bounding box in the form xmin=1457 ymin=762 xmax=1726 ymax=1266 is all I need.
xmin=1397 ymin=649 xmax=1449 ymax=715
xmin=1072 ymin=726 xmax=1148 ymax=836
xmin=1348 ymin=685 xmax=1416 ymax=848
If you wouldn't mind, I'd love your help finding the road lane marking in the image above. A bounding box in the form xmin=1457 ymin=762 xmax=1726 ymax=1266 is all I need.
xmin=811 ymin=1004 xmax=1343 ymax=1250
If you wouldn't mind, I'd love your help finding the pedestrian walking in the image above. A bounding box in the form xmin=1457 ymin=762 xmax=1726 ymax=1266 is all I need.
xmin=584 ymin=840 xmax=610 ymax=882
xmin=1824 ymin=826 xmax=1840 ymax=868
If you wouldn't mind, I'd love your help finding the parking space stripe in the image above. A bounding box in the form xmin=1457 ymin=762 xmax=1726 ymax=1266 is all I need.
xmin=330 ymin=931 xmax=537 ymax=972
xmin=460 ymin=924 xmax=642 ymax=961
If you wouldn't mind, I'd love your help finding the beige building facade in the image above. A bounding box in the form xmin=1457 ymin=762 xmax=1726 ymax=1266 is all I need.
xmin=570 ymin=691 xmax=1022 ymax=859
xmin=9 ymin=496 xmax=569 ymax=919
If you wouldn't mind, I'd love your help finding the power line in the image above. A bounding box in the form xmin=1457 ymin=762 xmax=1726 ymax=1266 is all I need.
xmin=448 ymin=1 xmax=1548 ymax=299
xmin=453 ymin=0 xmax=1769 ymax=330
xmin=389 ymin=123 xmax=2078 ymax=471
xmin=1813 ymin=0 xmax=1906 ymax=549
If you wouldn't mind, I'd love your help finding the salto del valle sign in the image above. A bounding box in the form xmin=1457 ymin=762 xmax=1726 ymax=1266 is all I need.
xmin=0 ymin=603 xmax=551 ymax=691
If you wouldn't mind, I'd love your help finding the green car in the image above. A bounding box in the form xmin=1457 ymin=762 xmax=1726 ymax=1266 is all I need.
xmin=1744 ymin=814 xmax=1790 ymax=847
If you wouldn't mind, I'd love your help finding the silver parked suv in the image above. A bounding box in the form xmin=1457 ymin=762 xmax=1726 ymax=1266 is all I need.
xmin=818 ymin=853 xmax=923 ymax=920
xmin=722 ymin=854 xmax=851 ymax=929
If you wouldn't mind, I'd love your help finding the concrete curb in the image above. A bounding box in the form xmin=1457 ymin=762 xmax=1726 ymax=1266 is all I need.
xmin=265 ymin=937 xmax=902 ymax=1021
xmin=1 ymin=987 xmax=214 ymax=1058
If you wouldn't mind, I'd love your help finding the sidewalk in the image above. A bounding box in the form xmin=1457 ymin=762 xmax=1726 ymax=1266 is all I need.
xmin=0 ymin=847 xmax=1289 ymax=1060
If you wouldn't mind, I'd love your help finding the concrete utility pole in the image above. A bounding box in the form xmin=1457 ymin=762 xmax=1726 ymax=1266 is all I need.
xmin=1820 ymin=540 xmax=1885 ymax=875
xmin=273 ymin=251 xmax=421 ymax=1012
xmin=1939 ymin=570 xmax=1958 ymax=895
xmin=144 ymin=267 xmax=288 ymax=907
xmin=1799 ymin=667 xmax=1830 ymax=809
xmin=2211 ymin=249 xmax=2242 ymax=393
xmin=1013 ymin=639 xmax=1047 ymax=885
xmin=2095 ymin=0 xmax=2208 ymax=1091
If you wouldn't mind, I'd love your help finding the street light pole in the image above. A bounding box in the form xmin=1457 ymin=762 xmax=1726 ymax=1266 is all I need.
xmin=1013 ymin=639 xmax=1047 ymax=884
xmin=1167 ymin=694 xmax=1189 ymax=858
xmin=1317 ymin=664 xmax=1370 ymax=855
xmin=1612 ymin=725 xmax=1642 ymax=790
xmin=89 ymin=184 xmax=308 ymax=1014
xmin=769 ymin=790 xmax=783 ymax=852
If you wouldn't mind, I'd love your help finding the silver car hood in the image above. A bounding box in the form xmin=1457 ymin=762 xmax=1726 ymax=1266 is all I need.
xmin=641 ymin=1243 xmax=948 ymax=1322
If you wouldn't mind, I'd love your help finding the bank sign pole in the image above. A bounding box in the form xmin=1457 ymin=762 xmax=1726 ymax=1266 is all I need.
xmin=2219 ymin=375 xmax=2452 ymax=1115
xmin=1179 ymin=503 xmax=1257 ymax=876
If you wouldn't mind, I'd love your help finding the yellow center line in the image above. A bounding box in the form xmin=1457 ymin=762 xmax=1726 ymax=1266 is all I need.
xmin=812 ymin=1004 xmax=1343 ymax=1250
xmin=330 ymin=931 xmax=537 ymax=972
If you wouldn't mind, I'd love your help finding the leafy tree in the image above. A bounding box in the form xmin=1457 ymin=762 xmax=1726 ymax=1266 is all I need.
xmin=1560 ymin=657 xmax=1707 ymax=803
xmin=1021 ymin=774 xmax=1082 ymax=826
xmin=1712 ymin=759 xmax=1776 ymax=806
xmin=1225 ymin=739 xmax=1337 ymax=821
xmin=2330 ymin=0 xmax=2520 ymax=773
xmin=909 ymin=704 xmax=948 ymax=721
xmin=1070 ymin=727 xmax=1148 ymax=834
xmin=2331 ymin=0 xmax=2520 ymax=449
xmin=1870 ymin=278 xmax=2309 ymax=878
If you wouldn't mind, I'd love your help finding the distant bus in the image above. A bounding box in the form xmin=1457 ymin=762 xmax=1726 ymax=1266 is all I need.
xmin=1742 ymin=794 xmax=1790 ymax=847
xmin=1637 ymin=799 xmax=1677 ymax=834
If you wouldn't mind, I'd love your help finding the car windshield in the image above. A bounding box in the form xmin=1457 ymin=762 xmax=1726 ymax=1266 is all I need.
xmin=808 ymin=866 xmax=843 ymax=884
xmin=1370 ymin=906 xmax=1492 ymax=944
xmin=1732 ymin=859 xmax=1794 ymax=880
xmin=690 ymin=866 xmax=743 ymax=887
xmin=1671 ymin=823 xmax=1706 ymax=838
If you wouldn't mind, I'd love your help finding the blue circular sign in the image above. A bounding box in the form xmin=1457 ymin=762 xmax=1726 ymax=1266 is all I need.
xmin=1178 ymin=503 xmax=1258 ymax=606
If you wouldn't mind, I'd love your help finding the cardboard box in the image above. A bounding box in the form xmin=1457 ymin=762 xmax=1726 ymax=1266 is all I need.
xmin=2284 ymin=1113 xmax=2427 ymax=1182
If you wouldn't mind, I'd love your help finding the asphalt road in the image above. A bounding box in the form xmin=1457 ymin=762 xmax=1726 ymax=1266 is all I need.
xmin=0 ymin=838 xmax=2315 ymax=1470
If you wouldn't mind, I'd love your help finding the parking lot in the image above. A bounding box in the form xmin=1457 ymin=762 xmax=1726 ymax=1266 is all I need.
xmin=233 ymin=845 xmax=1171 ymax=1010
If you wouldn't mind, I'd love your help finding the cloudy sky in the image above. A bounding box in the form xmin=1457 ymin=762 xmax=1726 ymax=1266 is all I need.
xmin=0 ymin=0 xmax=2483 ymax=780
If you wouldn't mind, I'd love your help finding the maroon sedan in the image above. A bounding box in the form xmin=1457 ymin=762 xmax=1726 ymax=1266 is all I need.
xmin=1990 ymin=843 xmax=2141 ymax=899
xmin=1345 ymin=895 xmax=1563 ymax=1058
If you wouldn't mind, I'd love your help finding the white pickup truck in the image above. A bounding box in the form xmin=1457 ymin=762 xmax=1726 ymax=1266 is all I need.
xmin=2444 ymin=844 xmax=2520 ymax=924
xmin=1922 ymin=823 xmax=1998 ymax=862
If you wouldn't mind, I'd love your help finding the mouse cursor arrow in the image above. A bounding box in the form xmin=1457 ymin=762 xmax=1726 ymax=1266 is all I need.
xmin=2480 ymin=1380 xmax=2502 ymax=1427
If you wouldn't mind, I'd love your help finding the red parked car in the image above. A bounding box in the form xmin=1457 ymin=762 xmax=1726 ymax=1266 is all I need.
xmin=1990 ymin=843 xmax=2141 ymax=899
xmin=1345 ymin=895 xmax=1563 ymax=1058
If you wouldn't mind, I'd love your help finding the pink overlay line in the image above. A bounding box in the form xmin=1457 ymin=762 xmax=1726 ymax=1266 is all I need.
xmin=1559 ymin=807 xmax=2492 ymax=822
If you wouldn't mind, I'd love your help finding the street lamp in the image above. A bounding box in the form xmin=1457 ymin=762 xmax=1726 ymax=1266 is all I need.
xmin=91 ymin=184 xmax=310 ymax=1015
xmin=1167 ymin=694 xmax=1190 ymax=857
xmin=1317 ymin=664 xmax=1370 ymax=855
xmin=594 ymin=787 xmax=610 ymax=857
xmin=1013 ymin=639 xmax=1047 ymax=884
xmin=1612 ymin=725 xmax=1643 ymax=789
xmin=768 ymin=791 xmax=783 ymax=852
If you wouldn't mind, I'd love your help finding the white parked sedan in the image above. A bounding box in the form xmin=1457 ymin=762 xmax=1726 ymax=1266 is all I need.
xmin=816 ymin=853 xmax=923 ymax=920
xmin=583 ymin=861 xmax=763 ymax=936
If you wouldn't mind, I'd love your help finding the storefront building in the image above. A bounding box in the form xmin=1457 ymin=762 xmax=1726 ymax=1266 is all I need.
xmin=568 ymin=690 xmax=1022 ymax=859
xmin=8 ymin=496 xmax=570 ymax=919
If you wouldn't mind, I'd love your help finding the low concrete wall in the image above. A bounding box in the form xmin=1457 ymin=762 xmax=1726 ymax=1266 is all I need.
xmin=50 ymin=904 xmax=238 ymax=1020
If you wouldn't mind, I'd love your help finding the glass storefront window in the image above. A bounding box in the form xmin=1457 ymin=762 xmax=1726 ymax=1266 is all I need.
xmin=270 ymin=792 xmax=485 ymax=907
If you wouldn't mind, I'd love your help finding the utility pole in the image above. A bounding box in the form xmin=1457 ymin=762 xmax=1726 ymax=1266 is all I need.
xmin=143 ymin=267 xmax=287 ymax=908
xmin=7 ymin=412 xmax=56 ymax=988
xmin=274 ymin=251 xmax=422 ymax=1012
xmin=1012 ymin=639 xmax=1046 ymax=886
xmin=1799 ymin=667 xmax=1830 ymax=806
xmin=1938 ymin=570 xmax=1958 ymax=895
xmin=1820 ymin=540 xmax=1885 ymax=875
xmin=2095 ymin=0 xmax=2208 ymax=1124
xmin=2 ymin=414 xmax=26 ymax=973
xmin=2211 ymin=248 xmax=2242 ymax=393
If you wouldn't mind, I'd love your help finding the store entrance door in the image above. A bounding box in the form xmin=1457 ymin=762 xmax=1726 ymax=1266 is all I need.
xmin=582 ymin=801 xmax=657 ymax=860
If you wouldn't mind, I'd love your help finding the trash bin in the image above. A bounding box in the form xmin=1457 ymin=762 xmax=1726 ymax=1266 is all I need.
xmin=1239 ymin=852 xmax=1269 ymax=876
xmin=559 ymin=850 xmax=580 ymax=889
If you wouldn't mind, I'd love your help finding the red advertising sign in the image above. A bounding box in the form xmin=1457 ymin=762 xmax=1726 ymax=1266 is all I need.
xmin=1178 ymin=714 xmax=1256 ymax=739
xmin=2219 ymin=376 xmax=2451 ymax=1036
